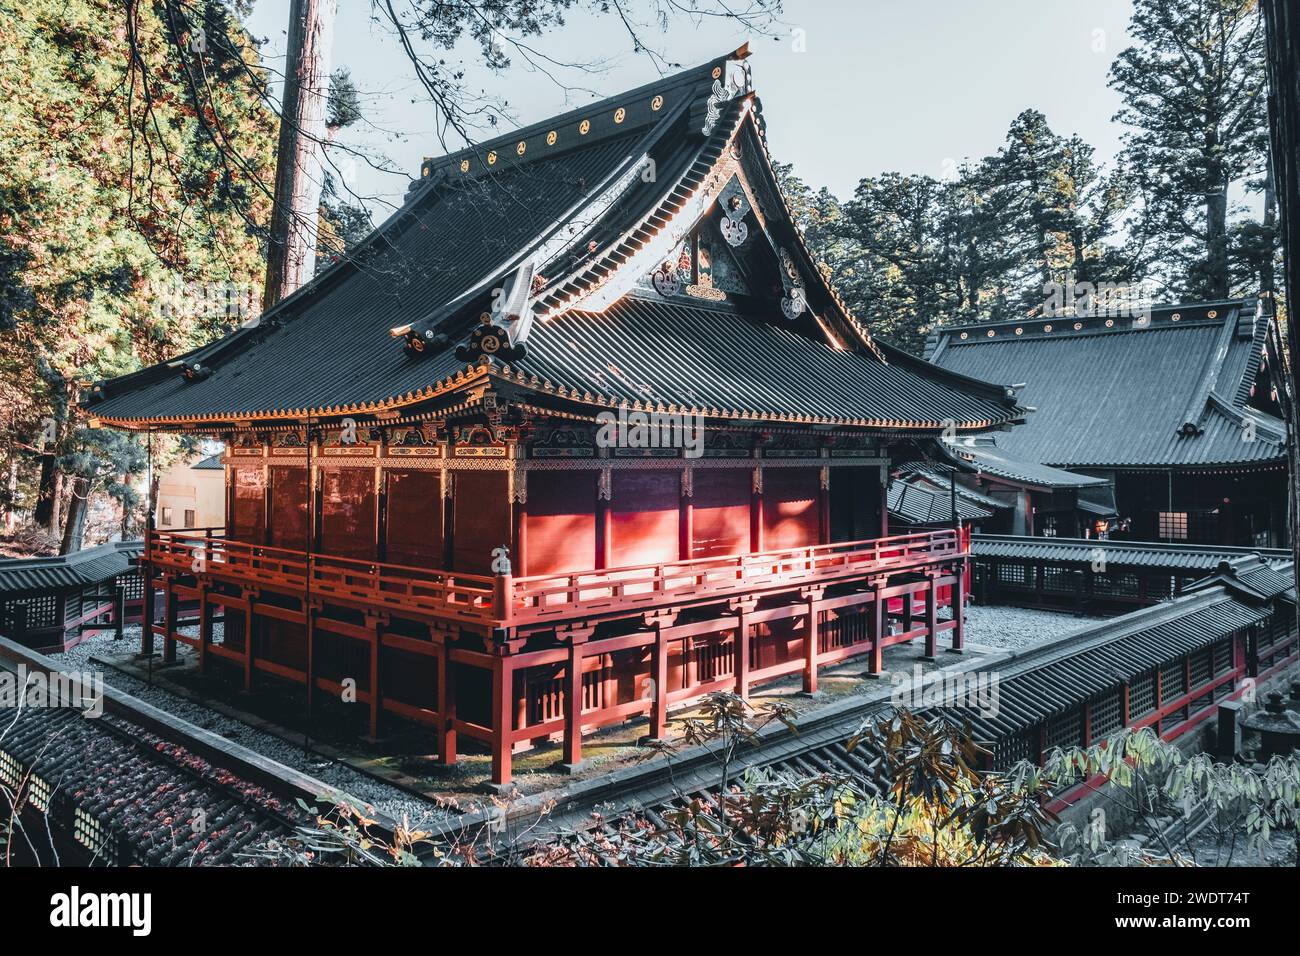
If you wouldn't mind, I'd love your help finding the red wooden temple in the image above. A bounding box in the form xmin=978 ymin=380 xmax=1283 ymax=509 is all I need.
xmin=85 ymin=47 xmax=1024 ymax=785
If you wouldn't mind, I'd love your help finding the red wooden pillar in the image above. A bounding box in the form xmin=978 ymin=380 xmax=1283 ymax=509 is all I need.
xmin=512 ymin=503 xmax=527 ymax=576
xmin=679 ymin=470 xmax=693 ymax=561
xmin=162 ymin=580 xmax=177 ymax=663
xmin=511 ymin=469 xmax=527 ymax=575
xmin=243 ymin=600 xmax=256 ymax=693
xmin=949 ymin=563 xmax=966 ymax=654
xmin=304 ymin=601 xmax=316 ymax=719
xmin=563 ymin=638 xmax=586 ymax=768
xmin=140 ymin=560 xmax=155 ymax=658
xmin=750 ymin=468 xmax=763 ymax=553
xmin=436 ymin=637 xmax=457 ymax=765
xmin=878 ymin=466 xmax=889 ymax=538
xmin=649 ymin=624 xmax=670 ymax=740
xmin=802 ymin=591 xmax=821 ymax=693
xmin=491 ymin=655 xmax=515 ymax=786
xmin=734 ymin=610 xmax=751 ymax=699
xmin=866 ymin=586 xmax=884 ymax=675
xmin=367 ymin=616 xmax=381 ymax=740
xmin=923 ymin=574 xmax=939 ymax=661
xmin=818 ymin=467 xmax=831 ymax=544
xmin=595 ymin=470 xmax=610 ymax=570
xmin=197 ymin=585 xmax=211 ymax=676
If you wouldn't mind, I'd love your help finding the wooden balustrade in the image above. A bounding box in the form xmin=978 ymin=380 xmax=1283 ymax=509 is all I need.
xmin=147 ymin=528 xmax=962 ymax=633
xmin=147 ymin=530 xmax=498 ymax=625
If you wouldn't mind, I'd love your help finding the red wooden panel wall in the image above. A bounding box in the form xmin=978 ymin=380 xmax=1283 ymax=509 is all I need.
xmin=692 ymin=468 xmax=751 ymax=558
xmin=763 ymin=467 xmax=820 ymax=550
xmin=525 ymin=471 xmax=597 ymax=576
xmin=320 ymin=468 xmax=377 ymax=560
xmin=452 ymin=471 xmax=509 ymax=574
xmin=268 ymin=466 xmax=307 ymax=550
xmin=384 ymin=469 xmax=442 ymax=568
xmin=230 ymin=465 xmax=266 ymax=542
xmin=610 ymin=470 xmax=679 ymax=568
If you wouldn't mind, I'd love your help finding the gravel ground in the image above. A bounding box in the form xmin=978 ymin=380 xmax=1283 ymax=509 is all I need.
xmin=40 ymin=603 xmax=1098 ymax=822
xmin=53 ymin=626 xmax=455 ymax=826
xmin=963 ymin=603 xmax=1102 ymax=650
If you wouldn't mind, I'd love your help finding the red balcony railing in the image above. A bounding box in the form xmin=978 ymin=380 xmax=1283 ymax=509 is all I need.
xmin=147 ymin=527 xmax=964 ymax=631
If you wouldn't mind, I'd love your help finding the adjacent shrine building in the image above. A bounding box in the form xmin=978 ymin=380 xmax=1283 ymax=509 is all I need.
xmin=927 ymin=299 xmax=1288 ymax=547
xmin=85 ymin=48 xmax=1024 ymax=785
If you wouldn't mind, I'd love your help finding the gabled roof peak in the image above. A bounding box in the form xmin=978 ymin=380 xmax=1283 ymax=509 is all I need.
xmin=411 ymin=45 xmax=751 ymax=189
xmin=930 ymin=298 xmax=1255 ymax=350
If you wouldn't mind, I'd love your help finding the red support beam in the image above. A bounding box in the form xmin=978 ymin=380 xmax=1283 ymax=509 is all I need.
xmin=734 ymin=611 xmax=751 ymax=699
xmin=923 ymin=574 xmax=938 ymax=661
xmin=802 ymin=592 xmax=821 ymax=693
xmin=563 ymin=638 xmax=586 ymax=768
xmin=866 ymin=588 xmax=884 ymax=675
xmin=436 ymin=636 xmax=457 ymax=765
xmin=512 ymin=500 xmax=528 ymax=576
xmin=491 ymin=655 xmax=515 ymax=786
xmin=197 ymin=585 xmax=211 ymax=676
xmin=367 ymin=616 xmax=381 ymax=740
xmin=649 ymin=624 xmax=669 ymax=740
xmin=243 ymin=602 xmax=256 ymax=693
xmin=140 ymin=561 xmax=155 ymax=658
xmin=162 ymin=578 xmax=177 ymax=664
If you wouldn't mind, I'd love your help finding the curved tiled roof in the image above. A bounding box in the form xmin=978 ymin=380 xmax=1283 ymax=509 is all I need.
xmin=971 ymin=534 xmax=1291 ymax=571
xmin=888 ymin=478 xmax=995 ymax=525
xmin=86 ymin=50 xmax=1022 ymax=435
xmin=928 ymin=301 xmax=1286 ymax=468
xmin=498 ymin=296 xmax=1020 ymax=429
xmin=0 ymin=541 xmax=140 ymax=597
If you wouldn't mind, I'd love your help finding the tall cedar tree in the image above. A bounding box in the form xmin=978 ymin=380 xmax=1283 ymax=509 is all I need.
xmin=1109 ymin=0 xmax=1272 ymax=300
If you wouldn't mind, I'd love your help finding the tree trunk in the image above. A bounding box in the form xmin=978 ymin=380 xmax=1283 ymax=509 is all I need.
xmin=262 ymin=0 xmax=337 ymax=309
xmin=59 ymin=475 xmax=89 ymax=555
xmin=1262 ymin=161 xmax=1277 ymax=294
xmin=3 ymin=450 xmax=16 ymax=534
xmin=33 ymin=453 xmax=56 ymax=529
xmin=1206 ymin=172 xmax=1231 ymax=299
xmin=1261 ymin=0 xmax=1300 ymax=623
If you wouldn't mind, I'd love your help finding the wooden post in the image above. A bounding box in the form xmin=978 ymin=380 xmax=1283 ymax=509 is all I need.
xmin=595 ymin=499 xmax=609 ymax=570
xmin=512 ymin=500 xmax=528 ymax=576
xmin=679 ymin=492 xmax=692 ymax=560
xmin=162 ymin=579 xmax=177 ymax=664
xmin=112 ymin=585 xmax=125 ymax=642
xmin=491 ymin=655 xmax=514 ymax=786
xmin=244 ymin=602 xmax=256 ymax=693
xmin=563 ymin=638 xmax=586 ymax=769
xmin=902 ymin=583 xmax=914 ymax=637
xmin=367 ymin=615 xmax=381 ymax=740
xmin=923 ymin=573 xmax=939 ymax=661
xmin=141 ymin=561 xmax=155 ymax=657
xmin=949 ymin=563 xmax=966 ymax=654
xmin=818 ymin=470 xmax=830 ymax=545
xmin=649 ymin=624 xmax=669 ymax=740
xmin=303 ymin=600 xmax=316 ymax=718
xmin=866 ymin=586 xmax=884 ymax=676
xmin=197 ymin=585 xmax=211 ymax=675
xmin=802 ymin=593 xmax=820 ymax=693
xmin=734 ymin=611 xmax=751 ymax=699
xmin=436 ymin=638 xmax=457 ymax=765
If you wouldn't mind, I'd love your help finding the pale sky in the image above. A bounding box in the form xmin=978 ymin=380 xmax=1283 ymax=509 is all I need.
xmin=244 ymin=0 xmax=1136 ymax=220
